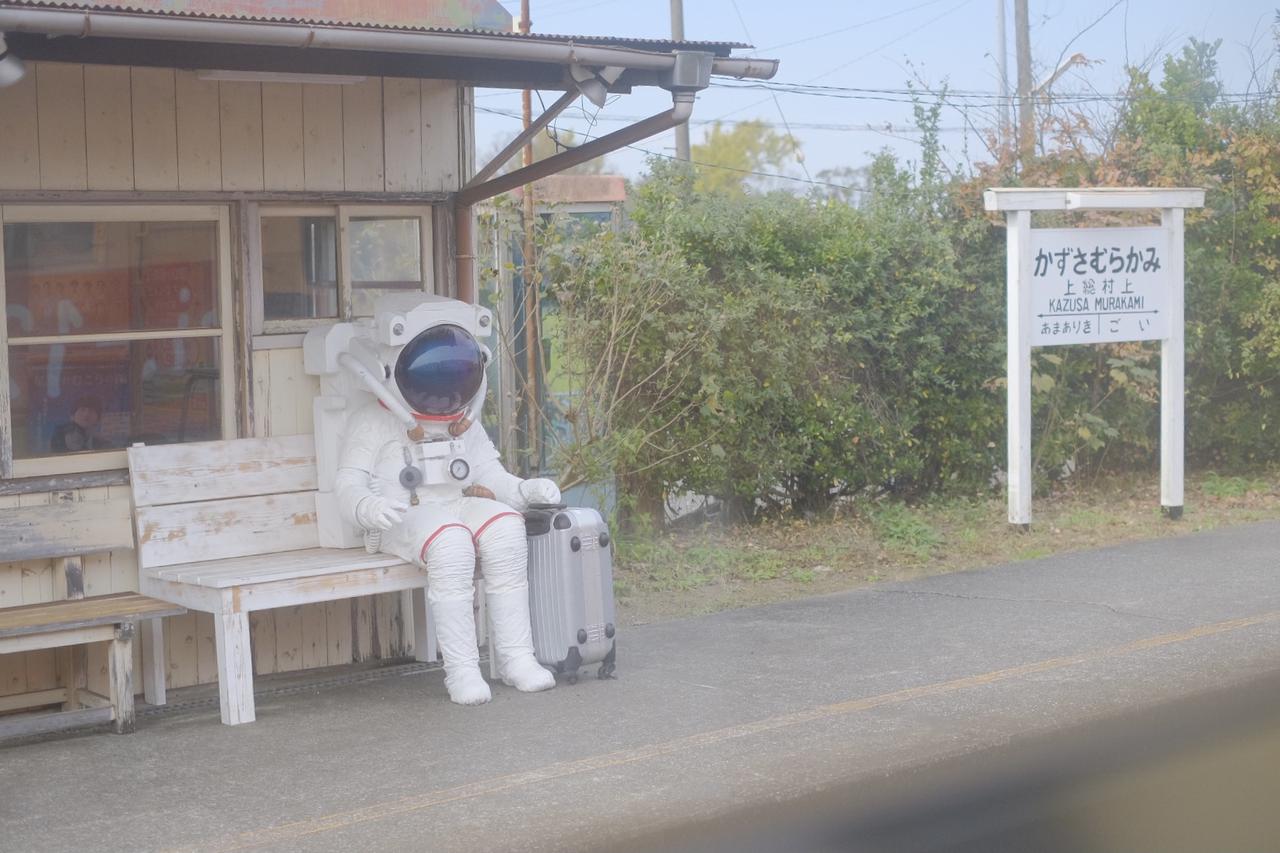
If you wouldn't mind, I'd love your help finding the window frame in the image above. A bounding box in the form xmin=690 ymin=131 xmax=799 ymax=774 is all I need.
xmin=0 ymin=204 xmax=236 ymax=479
xmin=252 ymin=204 xmax=434 ymax=343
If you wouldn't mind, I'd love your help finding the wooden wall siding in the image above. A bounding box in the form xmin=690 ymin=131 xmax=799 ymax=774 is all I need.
xmin=130 ymin=66 xmax=181 ymax=190
xmin=219 ymin=81 xmax=265 ymax=191
xmin=261 ymin=82 xmax=306 ymax=191
xmin=383 ymin=77 xmax=423 ymax=193
xmin=302 ymin=83 xmax=345 ymax=191
xmin=35 ymin=63 xmax=88 ymax=190
xmin=422 ymin=81 xmax=463 ymax=193
xmin=175 ymin=70 xmax=222 ymax=190
xmin=0 ymin=70 xmax=39 ymax=189
xmin=84 ymin=65 xmax=135 ymax=190
xmin=342 ymin=78 xmax=384 ymax=192
xmin=0 ymin=63 xmax=464 ymax=194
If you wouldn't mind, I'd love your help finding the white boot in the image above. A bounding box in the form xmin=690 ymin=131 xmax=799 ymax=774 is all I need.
xmin=430 ymin=599 xmax=491 ymax=705
xmin=487 ymin=589 xmax=555 ymax=692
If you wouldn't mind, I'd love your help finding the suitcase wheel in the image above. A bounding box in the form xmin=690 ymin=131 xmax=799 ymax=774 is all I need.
xmin=597 ymin=640 xmax=617 ymax=680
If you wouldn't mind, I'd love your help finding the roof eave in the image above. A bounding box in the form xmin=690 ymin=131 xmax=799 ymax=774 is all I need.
xmin=0 ymin=6 xmax=779 ymax=85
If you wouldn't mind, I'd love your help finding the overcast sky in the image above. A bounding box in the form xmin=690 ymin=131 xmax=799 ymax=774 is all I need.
xmin=480 ymin=0 xmax=1277 ymax=187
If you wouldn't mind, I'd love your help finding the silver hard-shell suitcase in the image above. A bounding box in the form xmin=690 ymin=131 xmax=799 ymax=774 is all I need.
xmin=525 ymin=505 xmax=617 ymax=682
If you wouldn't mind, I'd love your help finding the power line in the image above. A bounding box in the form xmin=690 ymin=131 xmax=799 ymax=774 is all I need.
xmin=728 ymin=0 xmax=813 ymax=184
xmin=757 ymin=0 xmax=957 ymax=53
xmin=474 ymin=104 xmax=867 ymax=194
xmin=710 ymin=79 xmax=1277 ymax=106
xmin=807 ymin=0 xmax=978 ymax=84
xmin=623 ymin=142 xmax=867 ymax=194
xmin=534 ymin=0 xmax=621 ymax=21
xmin=479 ymin=105 xmax=969 ymax=133
xmin=711 ymin=0 xmax=977 ymax=123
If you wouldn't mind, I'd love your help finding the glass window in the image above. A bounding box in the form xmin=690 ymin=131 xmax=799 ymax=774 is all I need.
xmin=1 ymin=209 xmax=232 ymax=474
xmin=261 ymin=215 xmax=338 ymax=321
xmin=349 ymin=217 xmax=423 ymax=317
xmin=8 ymin=339 xmax=222 ymax=458
xmin=3 ymin=221 xmax=218 ymax=337
xmin=255 ymin=207 xmax=431 ymax=334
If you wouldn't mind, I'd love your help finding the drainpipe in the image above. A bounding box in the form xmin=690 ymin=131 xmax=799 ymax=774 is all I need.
xmin=453 ymin=91 xmax=695 ymax=303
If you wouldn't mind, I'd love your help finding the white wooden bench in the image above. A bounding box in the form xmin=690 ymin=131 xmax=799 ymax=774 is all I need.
xmin=127 ymin=435 xmax=439 ymax=726
xmin=0 ymin=498 xmax=181 ymax=737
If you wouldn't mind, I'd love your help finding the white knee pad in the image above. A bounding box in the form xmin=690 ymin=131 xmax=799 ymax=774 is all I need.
xmin=475 ymin=514 xmax=528 ymax=596
xmin=423 ymin=523 xmax=476 ymax=603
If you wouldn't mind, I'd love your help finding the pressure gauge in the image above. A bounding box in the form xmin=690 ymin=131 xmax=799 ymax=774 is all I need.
xmin=449 ymin=458 xmax=470 ymax=481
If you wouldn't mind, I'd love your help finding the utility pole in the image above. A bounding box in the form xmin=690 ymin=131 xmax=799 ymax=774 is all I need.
xmin=670 ymin=0 xmax=690 ymax=160
xmin=520 ymin=0 xmax=541 ymax=472
xmin=1014 ymin=0 xmax=1034 ymax=165
xmin=996 ymin=0 xmax=1010 ymax=149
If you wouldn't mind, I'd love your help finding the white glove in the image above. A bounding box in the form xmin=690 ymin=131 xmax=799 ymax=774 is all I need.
xmin=518 ymin=478 xmax=561 ymax=507
xmin=354 ymin=495 xmax=408 ymax=531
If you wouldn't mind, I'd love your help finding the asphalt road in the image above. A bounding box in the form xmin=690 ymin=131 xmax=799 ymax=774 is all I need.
xmin=4 ymin=520 xmax=1280 ymax=852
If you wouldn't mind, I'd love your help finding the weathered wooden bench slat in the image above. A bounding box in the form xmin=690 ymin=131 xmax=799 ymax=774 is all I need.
xmin=128 ymin=435 xmax=318 ymax=508
xmin=0 ymin=706 xmax=115 ymax=740
xmin=0 ymin=499 xmax=134 ymax=562
xmin=134 ymin=492 xmax=319 ymax=568
xmin=148 ymin=547 xmax=407 ymax=588
xmin=0 ymin=592 xmax=186 ymax=638
xmin=129 ymin=434 xmax=439 ymax=726
xmin=0 ymin=494 xmax=176 ymax=738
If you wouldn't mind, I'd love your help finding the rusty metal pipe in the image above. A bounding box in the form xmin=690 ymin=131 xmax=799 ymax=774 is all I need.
xmin=469 ymin=90 xmax=576 ymax=189
xmin=457 ymin=95 xmax=693 ymax=208
xmin=453 ymin=94 xmax=694 ymax=303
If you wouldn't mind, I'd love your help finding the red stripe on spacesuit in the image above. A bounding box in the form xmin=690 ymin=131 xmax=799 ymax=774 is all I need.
xmin=377 ymin=400 xmax=466 ymax=422
xmin=419 ymin=523 xmax=472 ymax=564
xmin=472 ymin=511 xmax=523 ymax=543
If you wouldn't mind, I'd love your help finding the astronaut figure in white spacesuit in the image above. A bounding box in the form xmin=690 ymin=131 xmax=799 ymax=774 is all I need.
xmin=304 ymin=294 xmax=557 ymax=705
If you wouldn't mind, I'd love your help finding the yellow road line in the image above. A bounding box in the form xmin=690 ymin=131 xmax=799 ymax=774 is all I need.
xmin=180 ymin=609 xmax=1280 ymax=852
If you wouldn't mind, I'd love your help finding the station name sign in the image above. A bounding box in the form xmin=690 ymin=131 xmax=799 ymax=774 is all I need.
xmin=1030 ymin=226 xmax=1170 ymax=347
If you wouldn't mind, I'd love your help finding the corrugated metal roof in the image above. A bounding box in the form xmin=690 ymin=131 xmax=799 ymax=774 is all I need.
xmin=0 ymin=0 xmax=751 ymax=55
xmin=0 ymin=0 xmax=514 ymax=32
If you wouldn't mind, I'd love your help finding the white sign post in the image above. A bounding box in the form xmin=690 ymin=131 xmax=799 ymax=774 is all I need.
xmin=983 ymin=189 xmax=1204 ymax=529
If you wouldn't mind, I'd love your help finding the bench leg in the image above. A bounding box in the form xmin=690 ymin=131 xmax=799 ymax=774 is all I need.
xmin=56 ymin=646 xmax=87 ymax=711
xmin=412 ymin=588 xmax=437 ymax=663
xmin=109 ymin=623 xmax=136 ymax=734
xmin=477 ymin=590 xmax=497 ymax=681
xmin=143 ymin=617 xmax=167 ymax=707
xmin=214 ymin=611 xmax=255 ymax=725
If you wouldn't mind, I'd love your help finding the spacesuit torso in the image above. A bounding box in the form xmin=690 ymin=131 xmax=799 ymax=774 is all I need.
xmin=339 ymin=401 xmax=492 ymax=507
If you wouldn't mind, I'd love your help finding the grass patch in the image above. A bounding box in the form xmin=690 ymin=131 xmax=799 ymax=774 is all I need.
xmin=869 ymin=504 xmax=942 ymax=560
xmin=612 ymin=466 xmax=1280 ymax=626
xmin=1201 ymin=472 xmax=1267 ymax=498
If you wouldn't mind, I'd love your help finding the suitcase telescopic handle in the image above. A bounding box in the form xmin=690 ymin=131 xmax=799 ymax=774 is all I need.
xmin=525 ymin=502 xmax=568 ymax=512
xmin=524 ymin=502 xmax=569 ymax=536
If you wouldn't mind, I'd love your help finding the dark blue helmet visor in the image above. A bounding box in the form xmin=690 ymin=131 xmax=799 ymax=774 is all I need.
xmin=393 ymin=324 xmax=485 ymax=417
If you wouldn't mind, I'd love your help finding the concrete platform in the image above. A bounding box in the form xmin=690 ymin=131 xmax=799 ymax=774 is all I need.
xmin=4 ymin=521 xmax=1280 ymax=852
